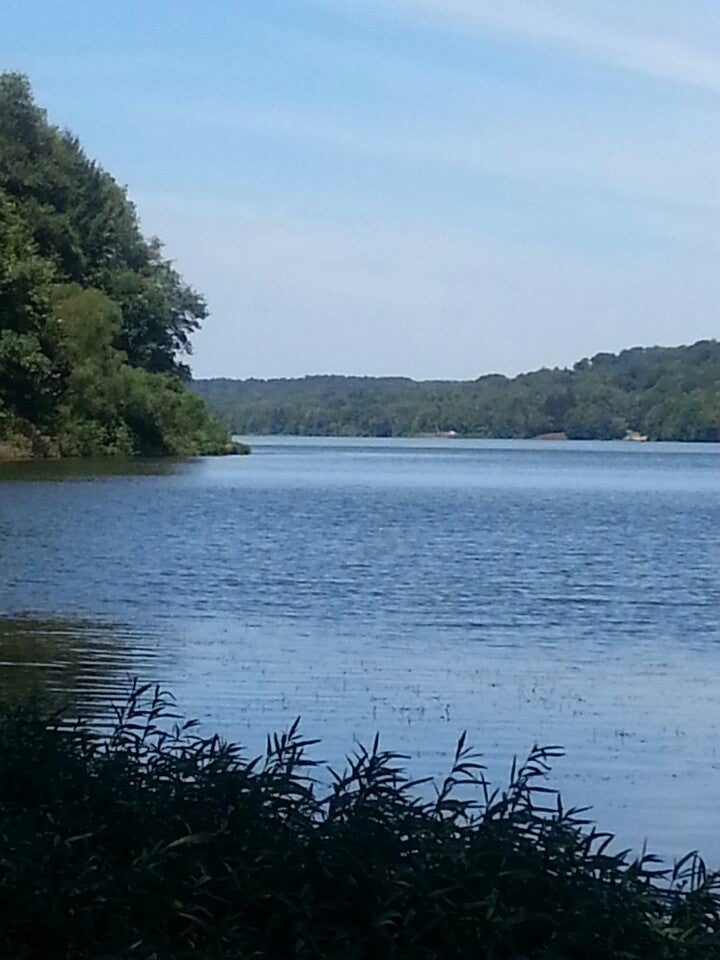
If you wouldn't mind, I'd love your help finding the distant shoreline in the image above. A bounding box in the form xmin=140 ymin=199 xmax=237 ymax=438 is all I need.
xmin=231 ymin=433 xmax=718 ymax=445
xmin=193 ymin=339 xmax=719 ymax=444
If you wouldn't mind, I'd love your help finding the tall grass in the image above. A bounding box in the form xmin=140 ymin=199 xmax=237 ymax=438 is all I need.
xmin=1 ymin=680 xmax=718 ymax=959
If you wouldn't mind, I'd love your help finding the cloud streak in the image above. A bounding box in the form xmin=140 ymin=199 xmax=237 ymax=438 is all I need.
xmin=372 ymin=0 xmax=720 ymax=95
xmin=159 ymin=100 xmax=720 ymax=219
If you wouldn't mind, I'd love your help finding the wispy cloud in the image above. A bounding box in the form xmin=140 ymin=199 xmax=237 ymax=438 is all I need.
xmin=150 ymin=101 xmax=720 ymax=227
xmin=153 ymin=99 xmax=720 ymax=219
xmin=370 ymin=0 xmax=720 ymax=94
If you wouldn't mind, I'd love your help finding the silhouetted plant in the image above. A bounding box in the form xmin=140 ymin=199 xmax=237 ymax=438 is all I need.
xmin=0 ymin=679 xmax=718 ymax=959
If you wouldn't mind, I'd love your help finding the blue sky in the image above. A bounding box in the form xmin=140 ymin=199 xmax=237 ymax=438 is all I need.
xmin=1 ymin=0 xmax=719 ymax=378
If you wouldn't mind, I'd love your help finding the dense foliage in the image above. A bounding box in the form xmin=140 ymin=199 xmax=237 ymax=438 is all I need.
xmin=196 ymin=340 xmax=720 ymax=441
xmin=1 ymin=682 xmax=719 ymax=959
xmin=0 ymin=73 xmax=235 ymax=458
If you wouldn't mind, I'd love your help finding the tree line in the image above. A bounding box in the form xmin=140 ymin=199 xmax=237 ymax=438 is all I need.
xmin=0 ymin=73 xmax=234 ymax=459
xmin=195 ymin=340 xmax=720 ymax=441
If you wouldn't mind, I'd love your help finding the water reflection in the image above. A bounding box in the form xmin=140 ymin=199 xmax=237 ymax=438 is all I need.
xmin=0 ymin=616 xmax=165 ymax=717
xmin=0 ymin=456 xmax=189 ymax=483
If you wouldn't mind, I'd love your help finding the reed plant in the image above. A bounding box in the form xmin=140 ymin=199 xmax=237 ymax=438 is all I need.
xmin=1 ymin=679 xmax=718 ymax=959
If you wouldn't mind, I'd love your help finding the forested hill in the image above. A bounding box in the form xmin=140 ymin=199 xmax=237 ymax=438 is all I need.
xmin=195 ymin=340 xmax=720 ymax=441
xmin=0 ymin=73 xmax=234 ymax=459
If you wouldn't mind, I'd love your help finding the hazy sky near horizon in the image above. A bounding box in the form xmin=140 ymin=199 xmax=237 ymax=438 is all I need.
xmin=1 ymin=1 xmax=719 ymax=379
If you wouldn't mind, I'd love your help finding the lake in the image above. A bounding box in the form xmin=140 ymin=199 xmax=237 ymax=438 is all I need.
xmin=1 ymin=437 xmax=719 ymax=864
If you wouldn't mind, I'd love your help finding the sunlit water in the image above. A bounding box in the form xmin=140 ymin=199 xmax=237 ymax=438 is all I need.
xmin=1 ymin=438 xmax=719 ymax=863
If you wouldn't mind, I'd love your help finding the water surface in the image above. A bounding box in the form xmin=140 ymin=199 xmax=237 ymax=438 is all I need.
xmin=1 ymin=438 xmax=718 ymax=862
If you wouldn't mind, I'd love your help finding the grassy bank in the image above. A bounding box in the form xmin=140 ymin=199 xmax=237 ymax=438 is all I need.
xmin=1 ymin=682 xmax=718 ymax=959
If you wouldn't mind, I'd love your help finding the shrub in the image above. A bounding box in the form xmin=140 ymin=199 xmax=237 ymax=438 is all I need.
xmin=1 ymin=681 xmax=718 ymax=959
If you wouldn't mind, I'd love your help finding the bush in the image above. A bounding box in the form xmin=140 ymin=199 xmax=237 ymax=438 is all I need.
xmin=1 ymin=681 xmax=718 ymax=959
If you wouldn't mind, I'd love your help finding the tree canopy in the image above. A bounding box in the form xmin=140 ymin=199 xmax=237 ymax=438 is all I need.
xmin=0 ymin=73 xmax=232 ymax=458
xmin=195 ymin=341 xmax=720 ymax=442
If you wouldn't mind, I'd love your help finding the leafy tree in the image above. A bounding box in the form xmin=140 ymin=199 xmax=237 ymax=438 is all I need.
xmin=0 ymin=73 xmax=234 ymax=458
xmin=0 ymin=195 xmax=63 ymax=429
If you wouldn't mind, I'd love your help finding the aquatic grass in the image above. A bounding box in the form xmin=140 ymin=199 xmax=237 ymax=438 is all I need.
xmin=1 ymin=680 xmax=718 ymax=959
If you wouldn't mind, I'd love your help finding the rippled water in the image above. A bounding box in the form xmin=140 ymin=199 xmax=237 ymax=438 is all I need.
xmin=1 ymin=438 xmax=719 ymax=863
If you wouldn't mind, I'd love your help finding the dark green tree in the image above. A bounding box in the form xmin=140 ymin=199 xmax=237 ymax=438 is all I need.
xmin=0 ymin=73 xmax=234 ymax=458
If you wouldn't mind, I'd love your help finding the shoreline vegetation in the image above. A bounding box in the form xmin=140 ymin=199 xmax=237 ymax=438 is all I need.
xmin=2 ymin=680 xmax=718 ymax=959
xmin=0 ymin=437 xmax=250 ymax=463
xmin=195 ymin=339 xmax=720 ymax=442
xmin=0 ymin=73 xmax=238 ymax=461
